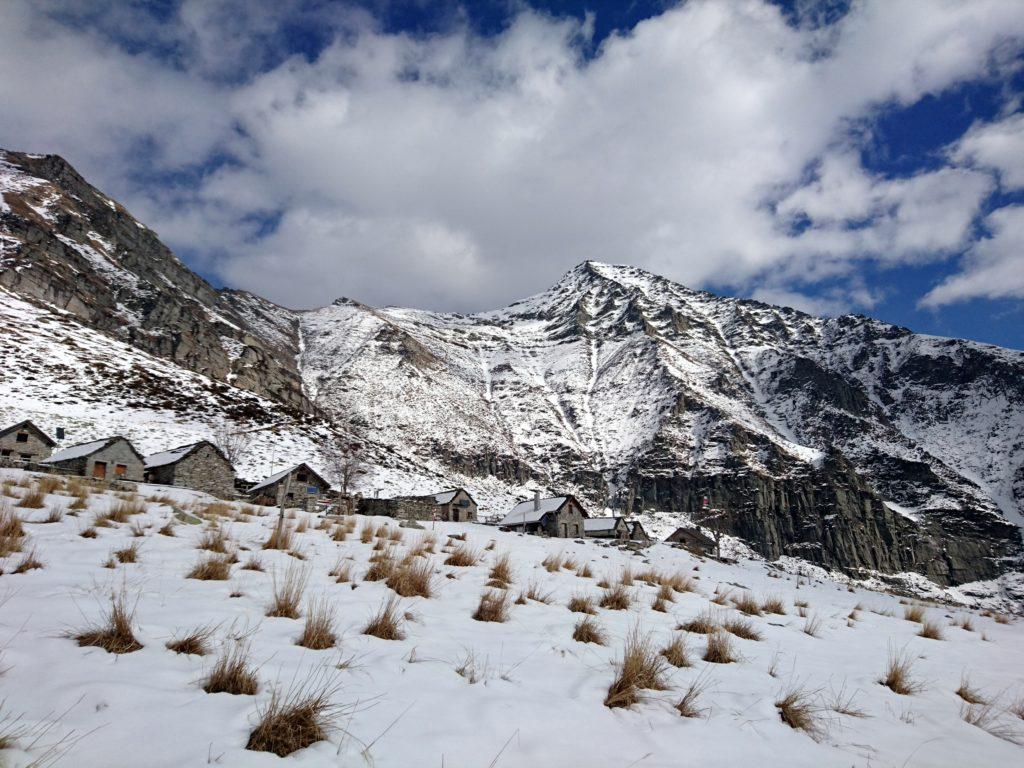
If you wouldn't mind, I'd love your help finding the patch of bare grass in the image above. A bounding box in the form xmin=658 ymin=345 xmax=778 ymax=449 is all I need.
xmin=702 ymin=631 xmax=736 ymax=664
xmin=599 ymin=583 xmax=631 ymax=610
xmin=267 ymin=563 xmax=309 ymax=619
xmin=568 ymin=592 xmax=597 ymax=614
xmin=776 ymin=685 xmax=826 ymax=740
xmin=114 ymin=541 xmax=141 ymax=564
xmin=472 ymin=590 xmax=511 ymax=623
xmin=604 ymin=628 xmax=669 ymax=708
xmin=572 ymin=616 xmax=605 ymax=644
xmin=187 ymin=553 xmax=232 ymax=581
xmin=362 ymin=595 xmax=405 ymax=640
xmin=203 ymin=641 xmax=258 ymax=695
xmin=445 ymin=544 xmax=479 ymax=567
xmin=73 ymin=588 xmax=142 ymax=654
xmin=661 ymin=635 xmax=690 ymax=668
xmin=296 ymin=597 xmax=337 ymax=650
xmin=245 ymin=673 xmax=343 ymax=757
xmin=880 ymin=646 xmax=924 ymax=695
xmin=386 ymin=558 xmax=434 ymax=598
xmin=167 ymin=624 xmax=216 ymax=656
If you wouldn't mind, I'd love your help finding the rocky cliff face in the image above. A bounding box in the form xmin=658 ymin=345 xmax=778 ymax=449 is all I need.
xmin=2 ymin=150 xmax=1022 ymax=586
xmin=0 ymin=150 xmax=307 ymax=410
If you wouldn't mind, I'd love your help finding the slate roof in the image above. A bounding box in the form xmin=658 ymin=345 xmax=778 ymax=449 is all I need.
xmin=499 ymin=496 xmax=569 ymax=526
xmin=42 ymin=437 xmax=116 ymax=463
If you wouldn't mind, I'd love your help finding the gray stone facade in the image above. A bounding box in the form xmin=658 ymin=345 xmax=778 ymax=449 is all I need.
xmin=0 ymin=420 xmax=55 ymax=464
xmin=539 ymin=498 xmax=586 ymax=538
xmin=145 ymin=441 xmax=236 ymax=499
xmin=357 ymin=488 xmax=478 ymax=522
xmin=249 ymin=463 xmax=331 ymax=511
xmin=44 ymin=436 xmax=145 ymax=482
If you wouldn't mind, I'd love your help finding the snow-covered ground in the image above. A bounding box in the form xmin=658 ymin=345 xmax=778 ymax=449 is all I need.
xmin=1 ymin=468 xmax=1022 ymax=767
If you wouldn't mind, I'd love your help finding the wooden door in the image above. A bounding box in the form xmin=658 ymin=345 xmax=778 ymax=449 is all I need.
xmin=92 ymin=461 xmax=107 ymax=479
xmin=115 ymin=464 xmax=127 ymax=476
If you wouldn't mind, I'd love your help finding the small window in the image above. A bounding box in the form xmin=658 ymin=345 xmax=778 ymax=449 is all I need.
xmin=296 ymin=473 xmax=308 ymax=482
xmin=15 ymin=431 xmax=29 ymax=443
xmin=20 ymin=453 xmax=32 ymax=460
xmin=0 ymin=449 xmax=10 ymax=457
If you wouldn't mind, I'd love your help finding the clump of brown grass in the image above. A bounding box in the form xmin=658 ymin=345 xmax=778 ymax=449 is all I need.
xmin=880 ymin=646 xmax=924 ymax=695
xmin=661 ymin=635 xmax=690 ymax=668
xmin=80 ymin=526 xmax=97 ymax=539
xmin=620 ymin=566 xmax=636 ymax=587
xmin=12 ymin=547 xmax=44 ymax=573
xmin=43 ymin=505 xmax=65 ymax=523
xmin=473 ymin=590 xmax=511 ymax=623
xmin=17 ymin=490 xmax=46 ymax=509
xmin=187 ymin=553 xmax=232 ymax=581
xmin=331 ymin=525 xmax=347 ymax=542
xmin=198 ymin=525 xmax=232 ymax=553
xmin=702 ymin=631 xmax=736 ymax=664
xmin=114 ymin=541 xmax=141 ymax=564
xmin=203 ymin=641 xmax=258 ymax=695
xmin=676 ymin=674 xmax=711 ymax=718
xmin=761 ymin=595 xmax=786 ymax=615
xmin=711 ymin=587 xmax=733 ymax=606
xmin=362 ymin=596 xmax=405 ymax=640
xmin=330 ymin=559 xmax=352 ymax=584
xmin=74 ymin=589 xmax=142 ymax=654
xmin=576 ymin=563 xmax=594 ymax=578
xmin=295 ymin=516 xmax=309 ymax=534
xmin=519 ymin=580 xmax=554 ymax=604
xmin=679 ymin=609 xmax=719 ymax=635
xmin=724 ymin=616 xmax=762 ymax=641
xmin=604 ymin=628 xmax=669 ymax=708
xmin=296 ymin=597 xmax=337 ymax=650
xmin=651 ymin=597 xmax=669 ymax=613
xmin=445 ymin=544 xmax=479 ymax=567
xmin=36 ymin=476 xmax=63 ymax=495
xmin=128 ymin=519 xmax=147 ymax=537
xmin=242 ymin=554 xmax=264 ymax=571
xmin=956 ymin=674 xmax=987 ymax=705
xmin=661 ymin=571 xmax=697 ymax=593
xmin=166 ymin=624 xmax=217 ymax=655
xmin=573 ymin=616 xmax=605 ymax=644
xmin=245 ymin=674 xmax=342 ymax=756
xmin=960 ymin=701 xmax=1024 ymax=744
xmin=386 ymin=558 xmax=434 ymax=598
xmin=267 ymin=564 xmax=310 ymax=619
xmin=108 ymin=500 xmax=146 ymax=522
xmin=359 ymin=522 xmax=374 ymax=543
xmin=656 ymin=583 xmax=675 ymax=603
xmin=599 ymin=584 xmax=631 ymax=610
xmin=0 ymin=505 xmax=26 ymax=556
xmin=903 ymin=604 xmax=926 ymax=623
xmin=489 ymin=553 xmax=513 ymax=586
xmin=364 ymin=550 xmax=398 ymax=582
xmin=952 ymin=615 xmax=975 ymax=632
xmin=158 ymin=519 xmax=176 ymax=536
xmin=776 ymin=685 xmax=826 ymax=740
xmin=733 ymin=592 xmax=762 ymax=616
xmin=568 ymin=592 xmax=597 ymax=614
xmin=263 ymin=522 xmax=294 ymax=551
xmin=917 ymin=619 xmax=944 ymax=640
xmin=803 ymin=614 xmax=823 ymax=637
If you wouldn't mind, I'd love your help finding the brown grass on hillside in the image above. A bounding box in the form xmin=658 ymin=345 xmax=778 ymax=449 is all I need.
xmin=386 ymin=558 xmax=434 ymax=598
xmin=960 ymin=701 xmax=1024 ymax=744
xmin=662 ymin=571 xmax=697 ymax=593
xmin=776 ymin=686 xmax=826 ymax=740
xmin=676 ymin=674 xmax=711 ymax=718
xmin=43 ymin=505 xmax=65 ymax=524
xmin=36 ymin=476 xmax=63 ymax=495
xmin=331 ymin=525 xmax=347 ymax=542
xmin=364 ymin=550 xmax=398 ymax=582
xmin=723 ymin=616 xmax=762 ymax=641
xmin=903 ymin=604 xmax=926 ymax=623
xmin=198 ymin=525 xmax=232 ymax=553
xmin=114 ymin=541 xmax=141 ymax=564
xmin=568 ymin=592 xmax=597 ymax=614
xmin=604 ymin=628 xmax=669 ymax=708
xmin=73 ymin=588 xmax=142 ymax=654
xmin=108 ymin=500 xmax=146 ymax=523
xmin=330 ymin=559 xmax=352 ymax=584
xmin=362 ymin=596 xmax=405 ymax=640
xmin=445 ymin=545 xmax=479 ymax=567
xmin=245 ymin=674 xmax=342 ymax=757
xmin=489 ymin=553 xmax=513 ymax=586
xmin=576 ymin=563 xmax=594 ymax=578
xmin=294 ymin=516 xmax=309 ymax=534
xmin=203 ymin=641 xmax=259 ymax=695
xmin=267 ymin=564 xmax=310 ymax=619
xmin=520 ymin=580 xmax=554 ymax=604
xmin=296 ymin=597 xmax=337 ymax=650
xmin=187 ymin=553 xmax=233 ymax=581
xmin=955 ymin=675 xmax=987 ymax=705
xmin=241 ymin=554 xmax=265 ymax=572
xmin=573 ymin=616 xmax=605 ymax=644
xmin=599 ymin=584 xmax=631 ymax=610
xmin=620 ymin=567 xmax=635 ymax=587
xmin=472 ymin=590 xmax=511 ymax=623
xmin=761 ymin=595 xmax=786 ymax=615
xmin=0 ymin=504 xmax=25 ymax=556
xmin=12 ymin=547 xmax=44 ymax=574
xmin=918 ymin=619 xmax=944 ymax=640
xmin=651 ymin=597 xmax=669 ymax=613
xmin=952 ymin=615 xmax=975 ymax=632
xmin=158 ymin=519 xmax=176 ymax=537
xmin=166 ymin=624 xmax=217 ymax=656
xmin=358 ymin=522 xmax=374 ymax=543
xmin=679 ymin=609 xmax=719 ymax=635
xmin=656 ymin=584 xmax=675 ymax=603
xmin=732 ymin=592 xmax=762 ymax=616
xmin=661 ymin=635 xmax=690 ymax=668
xmin=703 ymin=631 xmax=736 ymax=664
xmin=79 ymin=526 xmax=98 ymax=539
xmin=17 ymin=490 xmax=46 ymax=509
xmin=880 ymin=646 xmax=924 ymax=695
xmin=803 ymin=614 xmax=823 ymax=637
xmin=263 ymin=523 xmax=294 ymax=551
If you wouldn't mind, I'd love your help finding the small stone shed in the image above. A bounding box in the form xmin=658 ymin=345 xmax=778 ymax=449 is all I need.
xmin=41 ymin=436 xmax=145 ymax=482
xmin=0 ymin=420 xmax=56 ymax=463
xmin=248 ymin=462 xmax=331 ymax=510
xmin=628 ymin=520 xmax=652 ymax=543
xmin=144 ymin=441 xmax=236 ymax=499
xmin=359 ymin=488 xmax=478 ymax=522
xmin=499 ymin=493 xmax=588 ymax=538
xmin=583 ymin=515 xmax=630 ymax=540
xmin=665 ymin=526 xmax=715 ymax=555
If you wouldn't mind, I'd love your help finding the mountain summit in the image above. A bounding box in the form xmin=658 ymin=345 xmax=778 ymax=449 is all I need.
xmin=2 ymin=149 xmax=1022 ymax=587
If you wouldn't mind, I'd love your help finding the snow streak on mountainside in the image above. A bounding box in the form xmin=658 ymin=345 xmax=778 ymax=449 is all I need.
xmin=2 ymin=149 xmax=1023 ymax=587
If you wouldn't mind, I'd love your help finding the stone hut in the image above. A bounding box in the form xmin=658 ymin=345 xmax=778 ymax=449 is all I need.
xmin=583 ymin=516 xmax=630 ymax=540
xmin=41 ymin=436 xmax=145 ymax=482
xmin=628 ymin=520 xmax=652 ymax=543
xmin=144 ymin=441 xmax=236 ymax=499
xmin=665 ymin=526 xmax=715 ymax=555
xmin=0 ymin=420 xmax=56 ymax=464
xmin=359 ymin=488 xmax=478 ymax=522
xmin=248 ymin=462 xmax=330 ymax=510
xmin=499 ymin=492 xmax=588 ymax=538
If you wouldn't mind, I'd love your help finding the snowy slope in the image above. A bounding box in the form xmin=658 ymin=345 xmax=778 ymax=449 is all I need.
xmin=1 ymin=469 xmax=1022 ymax=767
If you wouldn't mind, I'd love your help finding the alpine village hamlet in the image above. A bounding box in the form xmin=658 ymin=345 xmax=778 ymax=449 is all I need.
xmin=0 ymin=419 xmax=671 ymax=546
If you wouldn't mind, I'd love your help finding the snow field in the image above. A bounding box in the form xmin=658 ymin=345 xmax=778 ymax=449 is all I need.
xmin=0 ymin=468 xmax=1023 ymax=767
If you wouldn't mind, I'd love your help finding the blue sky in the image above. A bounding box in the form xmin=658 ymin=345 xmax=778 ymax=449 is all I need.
xmin=2 ymin=0 xmax=1023 ymax=348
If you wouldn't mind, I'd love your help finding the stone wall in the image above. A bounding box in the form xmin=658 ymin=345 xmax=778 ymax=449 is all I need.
xmin=51 ymin=439 xmax=144 ymax=482
xmin=148 ymin=444 xmax=236 ymax=499
xmin=541 ymin=502 xmax=586 ymax=538
xmin=358 ymin=497 xmax=440 ymax=521
xmin=0 ymin=427 xmax=53 ymax=462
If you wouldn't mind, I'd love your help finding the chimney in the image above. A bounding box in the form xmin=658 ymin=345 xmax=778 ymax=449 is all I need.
xmin=56 ymin=426 xmax=65 ymax=440
xmin=533 ymin=489 xmax=541 ymax=511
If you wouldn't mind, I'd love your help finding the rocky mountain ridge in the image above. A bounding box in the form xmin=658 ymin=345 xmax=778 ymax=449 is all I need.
xmin=2 ymin=149 xmax=1022 ymax=587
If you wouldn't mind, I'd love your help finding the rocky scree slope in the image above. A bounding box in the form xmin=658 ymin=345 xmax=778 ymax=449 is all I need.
xmin=2 ymin=149 xmax=1022 ymax=587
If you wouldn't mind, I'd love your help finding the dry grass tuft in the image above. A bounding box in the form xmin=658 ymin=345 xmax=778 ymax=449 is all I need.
xmin=158 ymin=519 xmax=176 ymax=536
xmin=114 ymin=541 xmax=141 ymax=564
xmin=662 ymin=571 xmax=697 ymax=593
xmin=0 ymin=505 xmax=25 ymax=556
xmin=576 ymin=563 xmax=594 ymax=579
xmin=761 ymin=595 xmax=786 ymax=615
xmin=17 ymin=490 xmax=46 ymax=509
xmin=241 ymin=554 xmax=265 ymax=572
xmin=917 ymin=619 xmax=944 ymax=640
xmin=955 ymin=674 xmax=987 ymax=705
xmin=733 ymin=592 xmax=762 ymax=616
xmin=386 ymin=558 xmax=434 ymax=598
xmin=573 ymin=616 xmax=605 ymax=644
xmin=294 ymin=516 xmax=309 ymax=534
xmin=656 ymin=583 xmax=675 ymax=603
xmin=330 ymin=559 xmax=352 ymax=584
xmin=364 ymin=550 xmax=398 ymax=582
xmin=43 ymin=505 xmax=65 ymax=524
xmin=187 ymin=553 xmax=233 ymax=581
xmin=263 ymin=523 xmax=294 ymax=551
xmin=604 ymin=628 xmax=669 ymax=708
xmin=880 ymin=646 xmax=924 ymax=695
xmin=203 ymin=641 xmax=258 ymax=695
xmin=12 ymin=547 xmax=44 ymax=573
xmin=679 ymin=609 xmax=719 ymax=635
xmin=651 ymin=597 xmax=669 ymax=613
xmin=776 ymin=686 xmax=826 ymax=740
xmin=198 ymin=525 xmax=232 ymax=553
xmin=952 ymin=614 xmax=975 ymax=632
xmin=676 ymin=674 xmax=711 ymax=718
xmin=267 ymin=564 xmax=310 ymax=619
xmin=107 ymin=500 xmax=146 ymax=522
xmin=724 ymin=616 xmax=762 ymax=641
xmin=166 ymin=624 xmax=217 ymax=656
xmin=661 ymin=635 xmax=690 ymax=668
xmin=599 ymin=584 xmax=632 ymax=610
xmin=245 ymin=674 xmax=342 ymax=757
xmin=489 ymin=552 xmax=513 ymax=586
xmin=520 ymin=580 xmax=554 ymax=604
xmin=74 ymin=589 xmax=142 ymax=654
xmin=960 ymin=701 xmax=1024 ymax=745
xmin=296 ymin=597 xmax=337 ymax=650
xmin=903 ymin=604 xmax=926 ymax=623
xmin=445 ymin=544 xmax=479 ymax=567
xmin=362 ymin=595 xmax=405 ymax=640
xmin=568 ymin=592 xmax=597 ymax=614
xmin=359 ymin=522 xmax=374 ymax=543
xmin=803 ymin=614 xmax=823 ymax=637
xmin=36 ymin=476 xmax=63 ymax=495
xmin=620 ymin=567 xmax=635 ymax=587
xmin=79 ymin=526 xmax=98 ymax=539
xmin=472 ymin=590 xmax=511 ymax=623
xmin=702 ymin=631 xmax=736 ymax=664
